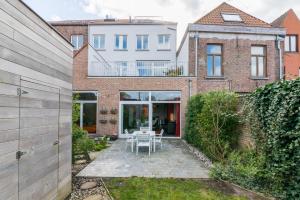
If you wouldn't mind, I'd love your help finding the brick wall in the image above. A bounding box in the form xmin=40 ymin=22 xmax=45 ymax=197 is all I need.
xmin=73 ymin=45 xmax=197 ymax=136
xmin=189 ymin=37 xmax=281 ymax=93
xmin=53 ymin=25 xmax=88 ymax=54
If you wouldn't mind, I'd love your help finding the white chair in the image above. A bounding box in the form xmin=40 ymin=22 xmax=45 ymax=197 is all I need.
xmin=155 ymin=129 xmax=164 ymax=150
xmin=125 ymin=129 xmax=135 ymax=152
xmin=136 ymin=133 xmax=152 ymax=156
xmin=140 ymin=127 xmax=150 ymax=132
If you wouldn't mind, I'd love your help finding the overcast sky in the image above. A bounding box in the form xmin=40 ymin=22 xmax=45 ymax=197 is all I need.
xmin=24 ymin=0 xmax=300 ymax=44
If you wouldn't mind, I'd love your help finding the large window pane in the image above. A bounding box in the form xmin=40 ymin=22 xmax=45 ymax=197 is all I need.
xmin=291 ymin=36 xmax=297 ymax=52
xmin=151 ymin=91 xmax=181 ymax=101
xmin=207 ymin=45 xmax=221 ymax=54
xmin=251 ymin=57 xmax=257 ymax=77
xmin=258 ymin=57 xmax=264 ymax=77
xmin=285 ymin=36 xmax=290 ymax=52
xmin=137 ymin=36 xmax=142 ymax=49
xmin=120 ymin=91 xmax=149 ymax=101
xmin=123 ymin=36 xmax=127 ymax=49
xmin=251 ymin=46 xmax=264 ymax=55
xmin=83 ymin=103 xmax=97 ymax=133
xmin=122 ymin=104 xmax=149 ymax=133
xmin=214 ymin=56 xmax=222 ymax=76
xmin=207 ymin=56 xmax=213 ymax=76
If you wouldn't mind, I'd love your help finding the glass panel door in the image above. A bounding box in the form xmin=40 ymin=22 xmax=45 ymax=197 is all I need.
xmin=82 ymin=103 xmax=97 ymax=133
xmin=122 ymin=104 xmax=149 ymax=134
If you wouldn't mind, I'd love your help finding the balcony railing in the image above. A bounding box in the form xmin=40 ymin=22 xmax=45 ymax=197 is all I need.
xmin=88 ymin=61 xmax=188 ymax=77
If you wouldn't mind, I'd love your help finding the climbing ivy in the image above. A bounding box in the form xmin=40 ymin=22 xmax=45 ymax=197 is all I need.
xmin=247 ymin=78 xmax=300 ymax=199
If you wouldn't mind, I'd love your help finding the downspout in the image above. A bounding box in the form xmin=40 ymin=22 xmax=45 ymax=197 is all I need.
xmin=194 ymin=33 xmax=199 ymax=77
xmin=276 ymin=35 xmax=284 ymax=80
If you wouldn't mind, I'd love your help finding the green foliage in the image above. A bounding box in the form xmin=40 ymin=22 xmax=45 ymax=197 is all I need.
xmin=210 ymin=150 xmax=271 ymax=193
xmin=245 ymin=78 xmax=300 ymax=199
xmin=105 ymin=178 xmax=248 ymax=200
xmin=184 ymin=94 xmax=204 ymax=146
xmin=185 ymin=91 xmax=240 ymax=162
xmin=72 ymin=95 xmax=107 ymax=163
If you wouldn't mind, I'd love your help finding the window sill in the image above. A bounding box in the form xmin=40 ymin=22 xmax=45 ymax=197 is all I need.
xmin=114 ymin=49 xmax=128 ymax=51
xmin=250 ymin=77 xmax=269 ymax=80
xmin=157 ymin=49 xmax=171 ymax=51
xmin=136 ymin=49 xmax=150 ymax=51
xmin=205 ymin=76 xmax=225 ymax=80
xmin=95 ymin=49 xmax=106 ymax=51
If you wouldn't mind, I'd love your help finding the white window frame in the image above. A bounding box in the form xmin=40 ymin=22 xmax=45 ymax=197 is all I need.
xmin=92 ymin=34 xmax=105 ymax=50
xmin=136 ymin=35 xmax=149 ymax=50
xmin=158 ymin=34 xmax=171 ymax=50
xmin=73 ymin=91 xmax=98 ymax=133
xmin=221 ymin=13 xmax=243 ymax=22
xmin=115 ymin=34 xmax=128 ymax=50
xmin=119 ymin=91 xmax=181 ymax=138
xmin=71 ymin=35 xmax=83 ymax=50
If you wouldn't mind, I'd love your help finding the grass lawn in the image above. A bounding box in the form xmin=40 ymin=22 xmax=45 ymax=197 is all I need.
xmin=104 ymin=178 xmax=248 ymax=200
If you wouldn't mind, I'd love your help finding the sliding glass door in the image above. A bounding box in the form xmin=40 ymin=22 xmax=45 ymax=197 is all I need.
xmin=121 ymin=104 xmax=150 ymax=134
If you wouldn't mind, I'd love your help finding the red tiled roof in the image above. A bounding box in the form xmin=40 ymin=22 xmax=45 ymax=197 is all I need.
xmin=195 ymin=2 xmax=271 ymax=28
xmin=271 ymin=9 xmax=297 ymax=28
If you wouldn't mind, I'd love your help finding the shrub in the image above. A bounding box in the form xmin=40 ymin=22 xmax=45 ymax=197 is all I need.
xmin=210 ymin=150 xmax=270 ymax=193
xmin=184 ymin=94 xmax=204 ymax=146
xmin=245 ymin=78 xmax=300 ymax=199
xmin=185 ymin=91 xmax=240 ymax=162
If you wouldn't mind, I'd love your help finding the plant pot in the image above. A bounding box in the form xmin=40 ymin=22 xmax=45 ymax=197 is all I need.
xmin=110 ymin=108 xmax=118 ymax=115
xmin=99 ymin=119 xmax=107 ymax=124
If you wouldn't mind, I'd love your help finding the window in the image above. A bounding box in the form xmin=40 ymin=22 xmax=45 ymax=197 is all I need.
xmin=73 ymin=92 xmax=97 ymax=134
xmin=136 ymin=35 xmax=149 ymax=50
xmin=251 ymin=46 xmax=266 ymax=78
xmin=158 ymin=34 xmax=171 ymax=50
xmin=221 ymin=13 xmax=243 ymax=22
xmin=207 ymin=44 xmax=222 ymax=77
xmin=151 ymin=91 xmax=181 ymax=101
xmin=115 ymin=35 xmax=127 ymax=50
xmin=71 ymin=35 xmax=83 ymax=50
xmin=285 ymin=35 xmax=298 ymax=52
xmin=92 ymin=34 xmax=105 ymax=49
xmin=120 ymin=91 xmax=150 ymax=101
xmin=115 ymin=61 xmax=128 ymax=76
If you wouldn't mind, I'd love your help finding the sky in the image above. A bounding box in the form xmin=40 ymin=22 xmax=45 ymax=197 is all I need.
xmin=23 ymin=0 xmax=300 ymax=44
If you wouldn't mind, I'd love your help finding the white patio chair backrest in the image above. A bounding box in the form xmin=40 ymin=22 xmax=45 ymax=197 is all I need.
xmin=140 ymin=127 xmax=150 ymax=131
xmin=124 ymin=129 xmax=129 ymax=135
xmin=136 ymin=133 xmax=151 ymax=142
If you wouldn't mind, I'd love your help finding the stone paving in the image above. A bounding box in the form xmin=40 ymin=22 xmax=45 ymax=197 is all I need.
xmin=77 ymin=139 xmax=209 ymax=178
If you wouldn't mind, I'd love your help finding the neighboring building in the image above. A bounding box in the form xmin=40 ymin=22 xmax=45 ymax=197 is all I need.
xmin=0 ymin=1 xmax=73 ymax=200
xmin=51 ymin=2 xmax=285 ymax=139
xmin=177 ymin=2 xmax=285 ymax=93
xmin=51 ymin=18 xmax=194 ymax=138
xmin=272 ymin=9 xmax=300 ymax=80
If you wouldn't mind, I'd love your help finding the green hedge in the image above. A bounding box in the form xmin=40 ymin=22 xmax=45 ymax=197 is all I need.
xmin=184 ymin=91 xmax=240 ymax=162
xmin=247 ymin=78 xmax=300 ymax=199
xmin=211 ymin=79 xmax=300 ymax=200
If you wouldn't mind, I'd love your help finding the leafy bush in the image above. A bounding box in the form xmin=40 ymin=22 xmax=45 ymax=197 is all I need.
xmin=210 ymin=150 xmax=271 ymax=193
xmin=184 ymin=94 xmax=204 ymax=146
xmin=245 ymin=78 xmax=300 ymax=199
xmin=185 ymin=91 xmax=240 ymax=162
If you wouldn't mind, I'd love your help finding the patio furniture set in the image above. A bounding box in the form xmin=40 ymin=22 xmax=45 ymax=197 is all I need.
xmin=125 ymin=127 xmax=164 ymax=156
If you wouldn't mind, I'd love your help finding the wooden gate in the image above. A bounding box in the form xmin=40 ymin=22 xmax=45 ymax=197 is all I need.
xmin=0 ymin=70 xmax=61 ymax=200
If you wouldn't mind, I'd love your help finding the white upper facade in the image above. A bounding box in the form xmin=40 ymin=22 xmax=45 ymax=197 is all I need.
xmin=87 ymin=20 xmax=180 ymax=77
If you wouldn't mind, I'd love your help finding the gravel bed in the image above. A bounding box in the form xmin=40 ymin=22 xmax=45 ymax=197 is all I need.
xmin=66 ymin=160 xmax=113 ymax=200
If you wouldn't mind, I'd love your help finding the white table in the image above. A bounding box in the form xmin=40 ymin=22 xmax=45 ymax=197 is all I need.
xmin=132 ymin=131 xmax=157 ymax=152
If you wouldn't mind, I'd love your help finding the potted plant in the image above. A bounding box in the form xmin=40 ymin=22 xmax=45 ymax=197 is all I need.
xmin=110 ymin=108 xmax=118 ymax=115
xmin=109 ymin=119 xmax=117 ymax=125
xmin=100 ymin=108 xmax=108 ymax=115
xmin=99 ymin=119 xmax=107 ymax=124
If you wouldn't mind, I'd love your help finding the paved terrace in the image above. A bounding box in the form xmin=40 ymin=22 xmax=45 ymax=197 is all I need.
xmin=78 ymin=139 xmax=210 ymax=178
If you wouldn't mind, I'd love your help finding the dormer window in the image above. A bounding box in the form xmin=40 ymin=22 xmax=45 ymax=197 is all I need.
xmin=221 ymin=13 xmax=243 ymax=22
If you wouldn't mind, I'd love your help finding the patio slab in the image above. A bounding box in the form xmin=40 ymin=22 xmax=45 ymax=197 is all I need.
xmin=77 ymin=139 xmax=210 ymax=178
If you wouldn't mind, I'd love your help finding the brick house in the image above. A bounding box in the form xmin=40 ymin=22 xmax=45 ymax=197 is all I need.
xmin=272 ymin=9 xmax=300 ymax=80
xmin=51 ymin=3 xmax=285 ymax=138
xmin=177 ymin=2 xmax=285 ymax=93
